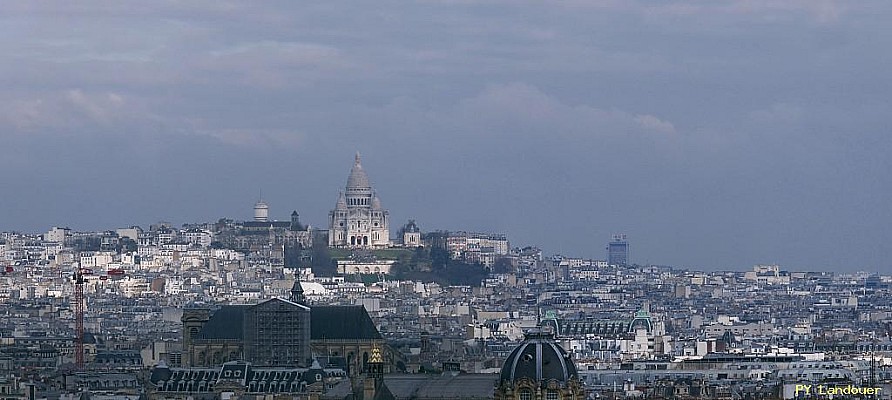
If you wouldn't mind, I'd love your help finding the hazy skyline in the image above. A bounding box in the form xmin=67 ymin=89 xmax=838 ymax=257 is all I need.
xmin=1 ymin=1 xmax=890 ymax=272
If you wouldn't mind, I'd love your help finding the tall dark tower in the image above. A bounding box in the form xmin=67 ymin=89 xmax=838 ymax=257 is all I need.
xmin=181 ymin=309 xmax=211 ymax=366
xmin=363 ymin=344 xmax=385 ymax=399
xmin=290 ymin=211 xmax=302 ymax=230
xmin=607 ymin=234 xmax=629 ymax=266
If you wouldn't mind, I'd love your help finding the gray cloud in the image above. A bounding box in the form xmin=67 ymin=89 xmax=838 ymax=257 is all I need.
xmin=0 ymin=0 xmax=889 ymax=272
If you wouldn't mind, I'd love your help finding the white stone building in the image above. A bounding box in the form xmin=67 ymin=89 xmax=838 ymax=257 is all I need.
xmin=328 ymin=153 xmax=390 ymax=248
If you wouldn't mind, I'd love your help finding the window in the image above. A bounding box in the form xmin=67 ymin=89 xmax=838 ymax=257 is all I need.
xmin=546 ymin=390 xmax=560 ymax=400
xmin=519 ymin=389 xmax=533 ymax=400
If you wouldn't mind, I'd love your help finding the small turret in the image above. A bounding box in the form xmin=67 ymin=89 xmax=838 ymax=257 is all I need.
xmin=289 ymin=280 xmax=306 ymax=304
xmin=335 ymin=191 xmax=347 ymax=210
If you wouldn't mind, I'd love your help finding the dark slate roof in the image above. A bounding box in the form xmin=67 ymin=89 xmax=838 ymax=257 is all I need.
xmin=499 ymin=332 xmax=577 ymax=384
xmin=149 ymin=364 xmax=174 ymax=383
xmin=196 ymin=305 xmax=247 ymax=340
xmin=95 ymin=350 xmax=142 ymax=362
xmin=383 ymin=374 xmax=497 ymax=399
xmin=83 ymin=332 xmax=99 ymax=344
xmin=311 ymin=306 xmax=382 ymax=340
xmin=197 ymin=304 xmax=380 ymax=341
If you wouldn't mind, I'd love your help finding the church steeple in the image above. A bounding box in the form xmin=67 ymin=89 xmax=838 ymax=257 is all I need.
xmin=363 ymin=343 xmax=386 ymax=399
xmin=290 ymin=280 xmax=306 ymax=304
xmin=367 ymin=344 xmax=384 ymax=378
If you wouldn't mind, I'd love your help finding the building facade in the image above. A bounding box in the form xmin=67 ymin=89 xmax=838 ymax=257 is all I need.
xmin=181 ymin=284 xmax=387 ymax=376
xmin=328 ymin=154 xmax=390 ymax=249
xmin=607 ymin=234 xmax=629 ymax=266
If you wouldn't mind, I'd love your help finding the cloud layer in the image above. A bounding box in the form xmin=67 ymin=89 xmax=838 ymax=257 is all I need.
xmin=1 ymin=0 xmax=890 ymax=271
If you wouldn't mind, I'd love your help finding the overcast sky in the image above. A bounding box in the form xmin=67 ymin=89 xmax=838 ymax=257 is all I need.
xmin=1 ymin=1 xmax=890 ymax=272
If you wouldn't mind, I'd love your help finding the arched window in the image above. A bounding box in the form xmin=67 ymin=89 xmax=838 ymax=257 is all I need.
xmin=519 ymin=389 xmax=533 ymax=400
xmin=546 ymin=390 xmax=560 ymax=400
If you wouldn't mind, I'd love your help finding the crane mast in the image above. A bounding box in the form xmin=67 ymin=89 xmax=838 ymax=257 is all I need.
xmin=73 ymin=267 xmax=85 ymax=370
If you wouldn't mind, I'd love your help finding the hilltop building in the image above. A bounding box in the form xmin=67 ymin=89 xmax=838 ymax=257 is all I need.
xmin=328 ymin=153 xmax=391 ymax=249
xmin=398 ymin=219 xmax=423 ymax=248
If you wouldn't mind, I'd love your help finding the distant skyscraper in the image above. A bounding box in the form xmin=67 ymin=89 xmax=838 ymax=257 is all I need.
xmin=607 ymin=234 xmax=629 ymax=266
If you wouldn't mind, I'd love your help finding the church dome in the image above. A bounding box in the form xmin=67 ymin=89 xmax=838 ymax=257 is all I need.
xmin=404 ymin=219 xmax=420 ymax=233
xmin=346 ymin=153 xmax=370 ymax=189
xmin=371 ymin=193 xmax=382 ymax=210
xmin=499 ymin=330 xmax=577 ymax=385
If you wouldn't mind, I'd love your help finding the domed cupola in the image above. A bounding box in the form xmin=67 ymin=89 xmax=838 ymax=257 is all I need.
xmin=346 ymin=152 xmax=371 ymax=189
xmin=496 ymin=330 xmax=583 ymax=400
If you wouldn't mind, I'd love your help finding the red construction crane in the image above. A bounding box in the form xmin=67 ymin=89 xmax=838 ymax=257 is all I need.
xmin=72 ymin=267 xmax=86 ymax=370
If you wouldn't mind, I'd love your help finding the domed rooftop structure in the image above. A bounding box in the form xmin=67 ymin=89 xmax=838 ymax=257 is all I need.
xmin=329 ymin=153 xmax=390 ymax=249
xmin=496 ymin=330 xmax=583 ymax=399
xmin=346 ymin=152 xmax=370 ymax=189
xmin=499 ymin=330 xmax=577 ymax=384
xmin=404 ymin=219 xmax=420 ymax=233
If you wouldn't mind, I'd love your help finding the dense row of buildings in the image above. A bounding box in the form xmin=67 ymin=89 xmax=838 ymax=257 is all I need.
xmin=0 ymin=155 xmax=889 ymax=399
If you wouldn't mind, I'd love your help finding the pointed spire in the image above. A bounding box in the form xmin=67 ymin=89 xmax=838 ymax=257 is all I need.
xmin=336 ymin=191 xmax=347 ymax=210
xmin=371 ymin=191 xmax=382 ymax=210
xmin=290 ymin=280 xmax=306 ymax=304
xmin=346 ymin=153 xmax=370 ymax=189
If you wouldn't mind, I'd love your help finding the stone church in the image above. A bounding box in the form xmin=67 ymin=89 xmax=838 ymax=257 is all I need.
xmin=181 ymin=282 xmax=387 ymax=376
xmin=321 ymin=329 xmax=583 ymax=400
xmin=328 ymin=153 xmax=390 ymax=249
